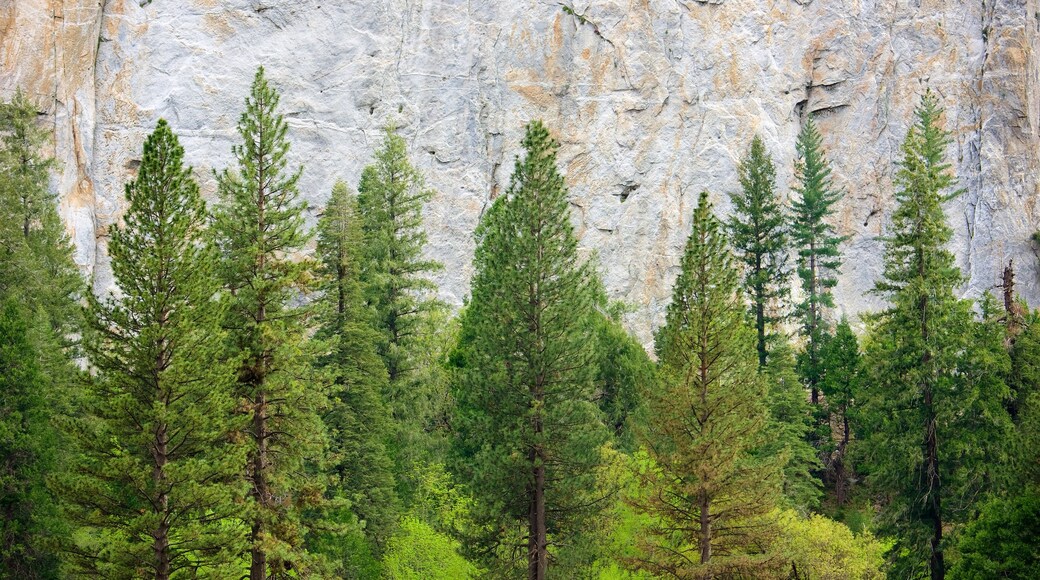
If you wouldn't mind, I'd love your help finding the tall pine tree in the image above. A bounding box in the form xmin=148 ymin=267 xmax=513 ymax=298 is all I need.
xmin=0 ymin=299 xmax=62 ymax=578
xmin=451 ymin=121 xmax=608 ymax=579
xmin=820 ymin=316 xmax=862 ymax=505
xmin=729 ymin=135 xmax=790 ymax=367
xmin=0 ymin=91 xmax=81 ymax=579
xmin=791 ymin=116 xmax=846 ymax=405
xmin=69 ymin=120 xmax=245 ymax=579
xmin=635 ymin=191 xmax=781 ymax=578
xmin=315 ymin=181 xmax=399 ymax=557
xmin=761 ymin=340 xmax=823 ymax=511
xmin=356 ymin=127 xmax=444 ymax=497
xmin=214 ymin=67 xmax=330 ymax=579
xmin=860 ymin=90 xmax=1012 ymax=580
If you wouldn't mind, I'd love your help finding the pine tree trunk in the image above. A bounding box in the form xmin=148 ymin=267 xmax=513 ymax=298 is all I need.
xmin=835 ymin=410 xmax=851 ymax=506
xmin=699 ymin=495 xmax=712 ymax=564
xmin=809 ymin=246 xmax=819 ymax=405
xmin=755 ymin=253 xmax=767 ymax=368
xmin=918 ymin=253 xmax=944 ymax=580
xmin=528 ymin=444 xmax=547 ymax=580
xmin=153 ymin=421 xmax=170 ymax=580
xmin=250 ymin=391 xmax=269 ymax=580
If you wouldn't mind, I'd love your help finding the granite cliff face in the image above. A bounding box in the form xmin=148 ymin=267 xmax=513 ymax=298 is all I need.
xmin=2 ymin=0 xmax=1039 ymax=341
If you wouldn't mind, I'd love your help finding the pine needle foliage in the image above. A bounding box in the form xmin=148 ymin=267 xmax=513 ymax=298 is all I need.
xmin=214 ymin=67 xmax=331 ymax=579
xmin=790 ymin=116 xmax=846 ymax=404
xmin=859 ymin=90 xmax=1013 ymax=580
xmin=315 ymin=181 xmax=399 ymax=554
xmin=69 ymin=120 xmax=245 ymax=579
xmin=729 ymin=135 xmax=790 ymax=368
xmin=451 ymin=121 xmax=608 ymax=579
xmin=635 ymin=191 xmax=782 ymax=579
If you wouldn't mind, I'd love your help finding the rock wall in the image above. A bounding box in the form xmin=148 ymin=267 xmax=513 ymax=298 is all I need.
xmin=2 ymin=0 xmax=1039 ymax=342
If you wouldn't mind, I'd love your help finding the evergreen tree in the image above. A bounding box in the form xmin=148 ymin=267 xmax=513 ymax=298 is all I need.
xmin=635 ymin=191 xmax=782 ymax=578
xmin=0 ymin=91 xmax=81 ymax=579
xmin=315 ymin=181 xmax=399 ymax=555
xmin=0 ymin=299 xmax=61 ymax=578
xmin=592 ymin=301 xmax=654 ymax=452
xmin=214 ymin=67 xmax=330 ymax=579
xmin=859 ymin=91 xmax=1013 ymax=580
xmin=820 ymin=316 xmax=862 ymax=505
xmin=1011 ymin=309 xmax=1040 ymax=484
xmin=762 ymin=340 xmax=823 ymax=511
xmin=729 ymin=135 xmax=790 ymax=367
xmin=451 ymin=121 xmax=608 ymax=579
xmin=68 ymin=120 xmax=245 ymax=578
xmin=790 ymin=116 xmax=846 ymax=404
xmin=356 ymin=127 xmax=444 ymax=496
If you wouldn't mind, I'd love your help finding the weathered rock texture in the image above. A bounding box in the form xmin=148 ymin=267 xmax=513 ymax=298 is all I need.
xmin=2 ymin=0 xmax=1039 ymax=342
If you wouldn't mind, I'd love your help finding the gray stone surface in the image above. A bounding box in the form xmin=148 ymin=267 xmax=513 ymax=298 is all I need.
xmin=2 ymin=0 xmax=1039 ymax=343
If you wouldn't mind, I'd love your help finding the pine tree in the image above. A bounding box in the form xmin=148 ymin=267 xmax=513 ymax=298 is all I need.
xmin=356 ymin=127 xmax=444 ymax=497
xmin=214 ymin=67 xmax=330 ymax=579
xmin=762 ymin=340 xmax=823 ymax=511
xmin=0 ymin=92 xmax=81 ymax=333
xmin=729 ymin=135 xmax=790 ymax=367
xmin=790 ymin=116 xmax=846 ymax=405
xmin=859 ymin=91 xmax=1013 ymax=580
xmin=820 ymin=316 xmax=861 ymax=505
xmin=1010 ymin=309 xmax=1040 ymax=484
xmin=315 ymin=181 xmax=399 ymax=555
xmin=0 ymin=299 xmax=62 ymax=578
xmin=451 ymin=121 xmax=608 ymax=579
xmin=635 ymin=191 xmax=781 ymax=578
xmin=592 ymin=301 xmax=654 ymax=452
xmin=68 ymin=120 xmax=245 ymax=579
xmin=0 ymin=91 xmax=81 ymax=579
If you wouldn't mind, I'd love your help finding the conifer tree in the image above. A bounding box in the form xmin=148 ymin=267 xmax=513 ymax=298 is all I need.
xmin=791 ymin=116 xmax=846 ymax=404
xmin=356 ymin=127 xmax=444 ymax=494
xmin=1010 ymin=309 xmax=1040 ymax=485
xmin=635 ymin=191 xmax=781 ymax=578
xmin=820 ymin=316 xmax=861 ymax=505
xmin=315 ymin=181 xmax=399 ymax=552
xmin=729 ymin=135 xmax=790 ymax=367
xmin=860 ymin=91 xmax=1013 ymax=580
xmin=0 ymin=299 xmax=62 ymax=579
xmin=592 ymin=301 xmax=654 ymax=451
xmin=451 ymin=121 xmax=608 ymax=579
xmin=0 ymin=91 xmax=81 ymax=381
xmin=69 ymin=120 xmax=245 ymax=579
xmin=0 ymin=91 xmax=80 ymax=579
xmin=762 ymin=340 xmax=823 ymax=511
xmin=214 ymin=67 xmax=330 ymax=579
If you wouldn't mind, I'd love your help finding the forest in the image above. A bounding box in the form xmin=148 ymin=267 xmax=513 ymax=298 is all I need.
xmin=0 ymin=66 xmax=1038 ymax=579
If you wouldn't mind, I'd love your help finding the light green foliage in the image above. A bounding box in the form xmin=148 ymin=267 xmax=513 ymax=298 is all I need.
xmin=859 ymin=90 xmax=1013 ymax=579
xmin=451 ymin=120 xmax=609 ymax=576
xmin=950 ymin=488 xmax=1040 ymax=580
xmin=762 ymin=340 xmax=822 ymax=511
xmin=636 ymin=191 xmax=782 ymax=578
xmin=315 ymin=181 xmax=399 ymax=552
xmin=382 ymin=516 xmax=479 ymax=580
xmin=790 ymin=116 xmax=846 ymax=403
xmin=214 ymin=67 xmax=331 ymax=577
xmin=774 ymin=509 xmax=885 ymax=579
xmin=69 ymin=120 xmax=246 ymax=578
xmin=729 ymin=135 xmax=790 ymax=367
